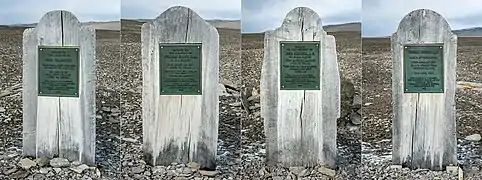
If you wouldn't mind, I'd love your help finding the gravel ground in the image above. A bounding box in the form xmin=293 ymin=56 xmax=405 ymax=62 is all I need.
xmin=0 ymin=27 xmax=121 ymax=179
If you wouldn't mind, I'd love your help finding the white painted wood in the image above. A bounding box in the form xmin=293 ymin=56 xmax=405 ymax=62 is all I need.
xmin=261 ymin=7 xmax=339 ymax=168
xmin=391 ymin=9 xmax=457 ymax=170
xmin=22 ymin=10 xmax=96 ymax=165
xmin=141 ymin=6 xmax=219 ymax=169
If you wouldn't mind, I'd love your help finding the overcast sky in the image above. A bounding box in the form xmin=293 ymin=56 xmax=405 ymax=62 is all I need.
xmin=363 ymin=0 xmax=482 ymax=37
xmin=242 ymin=0 xmax=361 ymax=33
xmin=0 ymin=0 xmax=120 ymax=25
xmin=121 ymin=0 xmax=241 ymax=20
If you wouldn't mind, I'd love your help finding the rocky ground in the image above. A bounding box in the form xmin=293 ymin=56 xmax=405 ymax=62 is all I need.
xmin=119 ymin=19 xmax=241 ymax=179
xmin=362 ymin=37 xmax=482 ymax=179
xmin=240 ymin=31 xmax=362 ymax=179
xmin=0 ymin=27 xmax=121 ymax=179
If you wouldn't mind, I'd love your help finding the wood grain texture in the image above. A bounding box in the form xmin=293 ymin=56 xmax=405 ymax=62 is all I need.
xmin=142 ymin=6 xmax=219 ymax=169
xmin=261 ymin=7 xmax=339 ymax=168
xmin=22 ymin=10 xmax=96 ymax=165
xmin=391 ymin=9 xmax=457 ymax=170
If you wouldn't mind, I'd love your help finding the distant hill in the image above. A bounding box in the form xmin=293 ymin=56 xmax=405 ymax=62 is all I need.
xmin=7 ymin=21 xmax=121 ymax=31
xmin=324 ymin=22 xmax=361 ymax=32
xmin=6 ymin=19 xmax=240 ymax=30
xmin=125 ymin=19 xmax=240 ymax=29
xmin=453 ymin=27 xmax=482 ymax=37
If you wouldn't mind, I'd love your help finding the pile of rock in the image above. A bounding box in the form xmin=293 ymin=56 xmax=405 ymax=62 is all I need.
xmin=2 ymin=154 xmax=100 ymax=179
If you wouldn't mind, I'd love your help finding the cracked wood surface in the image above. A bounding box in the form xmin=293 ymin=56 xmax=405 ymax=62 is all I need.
xmin=391 ymin=9 xmax=457 ymax=170
xmin=260 ymin=7 xmax=339 ymax=168
xmin=141 ymin=6 xmax=219 ymax=169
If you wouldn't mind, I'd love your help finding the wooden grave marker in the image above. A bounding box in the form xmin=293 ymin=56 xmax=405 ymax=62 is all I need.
xmin=23 ymin=10 xmax=96 ymax=165
xmin=391 ymin=9 xmax=457 ymax=170
xmin=141 ymin=6 xmax=219 ymax=169
xmin=260 ymin=7 xmax=340 ymax=168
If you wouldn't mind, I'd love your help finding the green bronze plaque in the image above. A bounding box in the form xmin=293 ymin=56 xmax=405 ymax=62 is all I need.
xmin=159 ymin=43 xmax=202 ymax=95
xmin=403 ymin=44 xmax=444 ymax=93
xmin=280 ymin=41 xmax=320 ymax=90
xmin=38 ymin=46 xmax=80 ymax=97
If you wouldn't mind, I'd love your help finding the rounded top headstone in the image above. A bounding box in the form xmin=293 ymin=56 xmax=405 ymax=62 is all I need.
xmin=39 ymin=10 xmax=80 ymax=25
xmin=281 ymin=7 xmax=324 ymax=30
xmin=397 ymin=9 xmax=451 ymax=33
xmin=155 ymin=6 xmax=201 ymax=21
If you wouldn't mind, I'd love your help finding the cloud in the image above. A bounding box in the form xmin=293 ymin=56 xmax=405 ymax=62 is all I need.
xmin=363 ymin=0 xmax=482 ymax=37
xmin=121 ymin=0 xmax=241 ymax=20
xmin=242 ymin=0 xmax=361 ymax=33
xmin=0 ymin=0 xmax=120 ymax=25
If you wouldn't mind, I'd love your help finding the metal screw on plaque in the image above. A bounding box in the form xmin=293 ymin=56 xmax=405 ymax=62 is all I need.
xmin=197 ymin=90 xmax=200 ymax=92
xmin=281 ymin=85 xmax=285 ymax=88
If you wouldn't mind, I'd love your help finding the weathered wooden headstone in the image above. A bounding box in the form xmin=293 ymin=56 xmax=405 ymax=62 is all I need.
xmin=22 ymin=10 xmax=96 ymax=165
xmin=260 ymin=7 xmax=340 ymax=168
xmin=392 ymin=9 xmax=457 ymax=170
xmin=141 ymin=6 xmax=219 ymax=169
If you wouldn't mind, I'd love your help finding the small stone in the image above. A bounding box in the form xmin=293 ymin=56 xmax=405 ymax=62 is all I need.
xmin=289 ymin=166 xmax=305 ymax=175
xmin=230 ymin=102 xmax=242 ymax=107
xmin=317 ymin=166 xmax=335 ymax=177
xmin=152 ymin=166 xmax=166 ymax=175
xmin=390 ymin=165 xmax=402 ymax=169
xmin=131 ymin=166 xmax=144 ymax=174
xmin=298 ymin=169 xmax=310 ymax=177
xmin=111 ymin=108 xmax=120 ymax=113
xmin=19 ymin=158 xmax=37 ymax=169
xmin=6 ymin=153 xmax=18 ymax=160
xmin=187 ymin=162 xmax=200 ymax=170
xmin=50 ymin=158 xmax=70 ymax=168
xmin=102 ymin=107 xmax=110 ymax=112
xmin=71 ymin=161 xmax=82 ymax=166
xmin=9 ymin=170 xmax=29 ymax=179
xmin=0 ymin=107 xmax=5 ymax=112
xmin=446 ymin=166 xmax=458 ymax=175
xmin=465 ymin=134 xmax=481 ymax=141
xmin=5 ymin=168 xmax=18 ymax=175
xmin=70 ymin=164 xmax=89 ymax=174
xmin=247 ymin=94 xmax=260 ymax=101
xmin=39 ymin=167 xmax=51 ymax=174
xmin=350 ymin=111 xmax=362 ymax=125
xmin=33 ymin=174 xmax=47 ymax=180
xmin=199 ymin=170 xmax=218 ymax=177
xmin=35 ymin=157 xmax=50 ymax=167
xmin=53 ymin=168 xmax=62 ymax=173
xmin=364 ymin=102 xmax=373 ymax=106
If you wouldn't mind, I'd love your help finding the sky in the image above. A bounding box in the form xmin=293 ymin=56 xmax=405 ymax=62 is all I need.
xmin=121 ymin=0 xmax=241 ymax=20
xmin=363 ymin=0 xmax=482 ymax=37
xmin=242 ymin=0 xmax=361 ymax=33
xmin=0 ymin=0 xmax=120 ymax=25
